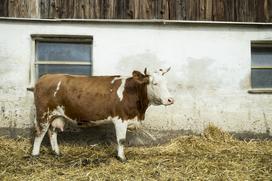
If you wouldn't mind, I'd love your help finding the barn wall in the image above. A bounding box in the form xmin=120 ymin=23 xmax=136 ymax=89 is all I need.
xmin=0 ymin=19 xmax=272 ymax=137
xmin=1 ymin=0 xmax=272 ymax=22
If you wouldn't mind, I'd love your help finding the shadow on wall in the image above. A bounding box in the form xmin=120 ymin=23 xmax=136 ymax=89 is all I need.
xmin=118 ymin=54 xmax=221 ymax=93
xmin=117 ymin=51 xmax=179 ymax=93
xmin=180 ymin=57 xmax=219 ymax=93
xmin=117 ymin=51 xmax=165 ymax=74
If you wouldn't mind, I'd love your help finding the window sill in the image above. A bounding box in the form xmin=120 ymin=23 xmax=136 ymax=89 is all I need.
xmin=248 ymin=89 xmax=272 ymax=94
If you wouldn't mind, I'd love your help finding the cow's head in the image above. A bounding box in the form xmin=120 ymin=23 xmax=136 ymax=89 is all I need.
xmin=132 ymin=67 xmax=174 ymax=106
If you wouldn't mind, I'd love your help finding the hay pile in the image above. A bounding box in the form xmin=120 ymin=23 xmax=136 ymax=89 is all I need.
xmin=0 ymin=125 xmax=271 ymax=180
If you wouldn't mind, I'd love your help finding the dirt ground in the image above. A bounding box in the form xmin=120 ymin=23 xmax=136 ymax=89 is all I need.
xmin=0 ymin=126 xmax=271 ymax=181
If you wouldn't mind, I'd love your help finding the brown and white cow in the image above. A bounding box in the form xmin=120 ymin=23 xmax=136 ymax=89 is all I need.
xmin=31 ymin=68 xmax=174 ymax=161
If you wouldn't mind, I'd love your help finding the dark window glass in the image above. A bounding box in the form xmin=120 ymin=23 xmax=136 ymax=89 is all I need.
xmin=251 ymin=44 xmax=272 ymax=88
xmin=252 ymin=47 xmax=272 ymax=67
xmin=35 ymin=39 xmax=92 ymax=78
xmin=38 ymin=64 xmax=91 ymax=77
xmin=251 ymin=69 xmax=272 ymax=88
xmin=37 ymin=42 xmax=92 ymax=62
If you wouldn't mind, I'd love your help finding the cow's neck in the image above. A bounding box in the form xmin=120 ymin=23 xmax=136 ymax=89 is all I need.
xmin=136 ymin=82 xmax=149 ymax=120
xmin=122 ymin=77 xmax=149 ymax=121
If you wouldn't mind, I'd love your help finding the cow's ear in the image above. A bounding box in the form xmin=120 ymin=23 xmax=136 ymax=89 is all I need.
xmin=132 ymin=71 xmax=148 ymax=84
xmin=142 ymin=76 xmax=149 ymax=84
xmin=132 ymin=70 xmax=143 ymax=78
xmin=136 ymin=76 xmax=149 ymax=84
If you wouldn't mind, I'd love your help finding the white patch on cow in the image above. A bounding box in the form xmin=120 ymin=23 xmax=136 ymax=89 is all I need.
xmin=111 ymin=76 xmax=128 ymax=83
xmin=51 ymin=105 xmax=65 ymax=117
xmin=53 ymin=81 xmax=62 ymax=97
xmin=32 ymin=122 xmax=49 ymax=156
xmin=111 ymin=77 xmax=117 ymax=84
xmin=111 ymin=76 xmax=128 ymax=101
xmin=117 ymin=78 xmax=127 ymax=101
xmin=40 ymin=122 xmax=49 ymax=129
xmin=112 ymin=118 xmax=128 ymax=161
xmin=49 ymin=130 xmax=59 ymax=155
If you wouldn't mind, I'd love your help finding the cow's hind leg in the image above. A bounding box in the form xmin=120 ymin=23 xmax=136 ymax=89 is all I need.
xmin=113 ymin=119 xmax=128 ymax=162
xmin=48 ymin=117 xmax=65 ymax=156
xmin=32 ymin=122 xmax=49 ymax=156
xmin=48 ymin=128 xmax=60 ymax=156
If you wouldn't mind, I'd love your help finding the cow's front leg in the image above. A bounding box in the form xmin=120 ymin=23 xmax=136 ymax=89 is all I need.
xmin=113 ymin=119 xmax=128 ymax=162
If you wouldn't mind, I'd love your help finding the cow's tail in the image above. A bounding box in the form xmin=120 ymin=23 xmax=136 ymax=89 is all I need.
xmin=27 ymin=87 xmax=34 ymax=92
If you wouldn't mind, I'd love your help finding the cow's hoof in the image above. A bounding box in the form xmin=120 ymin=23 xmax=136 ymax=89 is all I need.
xmin=31 ymin=154 xmax=40 ymax=158
xmin=51 ymin=151 xmax=62 ymax=157
xmin=116 ymin=156 xmax=127 ymax=163
xmin=23 ymin=155 xmax=36 ymax=159
xmin=25 ymin=154 xmax=39 ymax=160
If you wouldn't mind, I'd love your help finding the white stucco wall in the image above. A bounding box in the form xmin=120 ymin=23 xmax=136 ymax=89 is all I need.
xmin=0 ymin=19 xmax=272 ymax=135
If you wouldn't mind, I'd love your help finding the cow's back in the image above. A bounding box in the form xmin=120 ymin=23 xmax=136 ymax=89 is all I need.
xmin=34 ymin=74 xmax=122 ymax=122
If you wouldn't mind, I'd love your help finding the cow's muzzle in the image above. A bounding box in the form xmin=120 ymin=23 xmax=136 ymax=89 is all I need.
xmin=163 ymin=97 xmax=174 ymax=106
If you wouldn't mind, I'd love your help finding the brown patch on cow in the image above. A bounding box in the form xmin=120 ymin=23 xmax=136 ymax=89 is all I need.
xmin=132 ymin=71 xmax=149 ymax=84
xmin=77 ymin=94 xmax=81 ymax=99
xmin=34 ymin=73 xmax=150 ymax=130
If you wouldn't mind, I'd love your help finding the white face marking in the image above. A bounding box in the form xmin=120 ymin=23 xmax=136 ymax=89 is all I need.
xmin=112 ymin=118 xmax=128 ymax=161
xmin=147 ymin=69 xmax=174 ymax=106
xmin=53 ymin=81 xmax=62 ymax=97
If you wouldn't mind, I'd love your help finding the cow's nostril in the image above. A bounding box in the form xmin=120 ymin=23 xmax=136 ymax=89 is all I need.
xmin=168 ymin=98 xmax=174 ymax=104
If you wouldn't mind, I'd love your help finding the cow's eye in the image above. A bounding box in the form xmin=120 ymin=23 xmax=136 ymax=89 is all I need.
xmin=153 ymin=83 xmax=158 ymax=86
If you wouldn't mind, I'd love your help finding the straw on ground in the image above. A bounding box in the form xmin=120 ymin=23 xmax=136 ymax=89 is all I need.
xmin=0 ymin=125 xmax=271 ymax=180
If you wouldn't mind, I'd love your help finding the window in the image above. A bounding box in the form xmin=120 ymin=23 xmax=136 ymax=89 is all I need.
xmin=32 ymin=35 xmax=93 ymax=79
xmin=251 ymin=42 xmax=272 ymax=89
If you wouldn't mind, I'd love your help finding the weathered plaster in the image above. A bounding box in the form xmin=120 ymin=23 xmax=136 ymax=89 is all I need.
xmin=0 ymin=19 xmax=271 ymax=137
